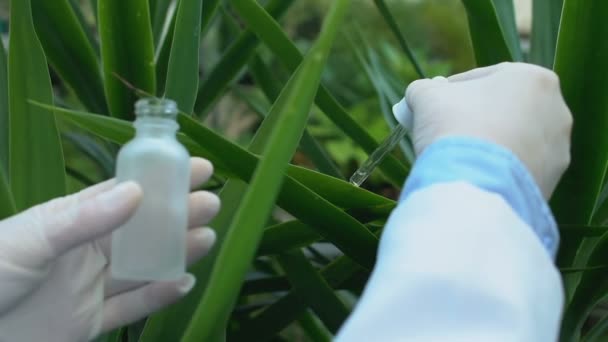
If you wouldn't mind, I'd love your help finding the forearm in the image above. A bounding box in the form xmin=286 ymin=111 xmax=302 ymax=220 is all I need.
xmin=337 ymin=138 xmax=564 ymax=341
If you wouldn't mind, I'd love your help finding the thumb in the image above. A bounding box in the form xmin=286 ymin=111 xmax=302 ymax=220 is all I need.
xmin=40 ymin=181 xmax=142 ymax=260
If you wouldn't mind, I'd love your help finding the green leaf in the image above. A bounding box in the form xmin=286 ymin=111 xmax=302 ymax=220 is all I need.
xmin=460 ymin=0 xmax=522 ymax=66
xmin=150 ymin=0 xmax=173 ymax=46
xmin=230 ymin=0 xmax=408 ymax=187
xmin=550 ymin=0 xmax=608 ymax=272
xmin=0 ymin=38 xmax=8 ymax=175
xmin=163 ymin=0 xmax=203 ymax=113
xmin=286 ymin=166 xmax=391 ymax=209
xmin=63 ymin=132 xmax=115 ymax=178
xmin=9 ymin=0 xmax=66 ymax=210
xmin=298 ymin=310 xmax=333 ymax=342
xmin=154 ymin=0 xmax=221 ymax=96
xmin=561 ymin=232 xmax=608 ymax=341
xmin=181 ymin=3 xmax=351 ymax=339
xmin=372 ymin=0 xmax=425 ymax=78
xmin=277 ymin=250 xmax=350 ymax=333
xmin=258 ymin=221 xmax=322 ymax=256
xmin=0 ymin=167 xmax=15 ymax=220
xmin=235 ymin=255 xmax=364 ymax=340
xmin=349 ymin=35 xmax=412 ymax=161
xmin=550 ymin=0 xmax=608 ymax=224
xmin=98 ymin=0 xmax=156 ymax=119
xmin=582 ymin=312 xmax=608 ymax=341
xmin=530 ymin=0 xmax=563 ymax=68
xmin=68 ymin=0 xmax=101 ymax=55
xmin=32 ymin=0 xmax=107 ymax=113
xmin=193 ymin=0 xmax=294 ymax=118
xmin=240 ymin=276 xmax=291 ymax=295
xmin=247 ymin=54 xmax=344 ymax=179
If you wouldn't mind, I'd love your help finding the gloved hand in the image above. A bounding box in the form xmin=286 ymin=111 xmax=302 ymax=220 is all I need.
xmin=0 ymin=157 xmax=220 ymax=342
xmin=405 ymin=62 xmax=572 ymax=198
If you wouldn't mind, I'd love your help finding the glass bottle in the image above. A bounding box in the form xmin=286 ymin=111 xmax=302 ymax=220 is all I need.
xmin=111 ymin=98 xmax=190 ymax=281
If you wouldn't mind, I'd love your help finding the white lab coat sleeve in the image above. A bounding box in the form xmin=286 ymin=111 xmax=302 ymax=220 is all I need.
xmin=336 ymin=138 xmax=564 ymax=342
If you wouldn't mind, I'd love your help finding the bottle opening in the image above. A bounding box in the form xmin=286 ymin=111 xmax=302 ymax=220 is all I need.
xmin=135 ymin=98 xmax=178 ymax=119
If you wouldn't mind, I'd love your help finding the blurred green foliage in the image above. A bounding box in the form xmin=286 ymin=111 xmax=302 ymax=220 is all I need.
xmin=203 ymin=0 xmax=474 ymax=189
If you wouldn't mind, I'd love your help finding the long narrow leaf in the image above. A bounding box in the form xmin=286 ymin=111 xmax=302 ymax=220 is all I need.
xmin=530 ymin=0 xmax=563 ymax=68
xmin=150 ymin=0 xmax=174 ymax=46
xmin=9 ymin=0 xmax=66 ymax=210
xmin=98 ymin=0 xmax=156 ymax=119
xmin=247 ymin=54 xmax=344 ymax=178
xmin=63 ymin=132 xmax=115 ymax=178
xmin=154 ymin=0 xmax=221 ymax=95
xmin=460 ymin=0 xmax=521 ymax=66
xmin=193 ymin=0 xmax=294 ymax=117
xmin=582 ymin=312 xmax=608 ymax=341
xmin=68 ymin=0 xmax=101 ymax=55
xmin=372 ymin=0 xmax=425 ymax=78
xmin=277 ymin=250 xmax=350 ymax=333
xmin=235 ymin=256 xmax=364 ymax=340
xmin=181 ymin=3 xmax=351 ymax=340
xmin=298 ymin=310 xmax=333 ymax=342
xmin=561 ymin=232 xmax=608 ymax=341
xmin=0 ymin=167 xmax=15 ymax=219
xmin=258 ymin=221 xmax=322 ymax=256
xmin=0 ymin=38 xmax=7 ymax=175
xmin=32 ymin=0 xmax=107 ymax=113
xmin=550 ymin=0 xmax=608 ymax=270
xmin=163 ymin=0 xmax=203 ymax=113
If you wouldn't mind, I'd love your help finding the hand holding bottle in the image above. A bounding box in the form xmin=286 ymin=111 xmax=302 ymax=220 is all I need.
xmin=0 ymin=158 xmax=219 ymax=341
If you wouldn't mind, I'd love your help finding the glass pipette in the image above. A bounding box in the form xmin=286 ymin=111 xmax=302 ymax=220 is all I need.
xmin=350 ymin=97 xmax=412 ymax=187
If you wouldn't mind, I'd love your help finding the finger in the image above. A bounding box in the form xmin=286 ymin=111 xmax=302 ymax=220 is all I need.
xmin=43 ymin=182 xmax=142 ymax=259
xmin=190 ymin=157 xmax=214 ymax=190
xmin=104 ymin=227 xmax=215 ymax=297
xmin=74 ymin=179 xmax=116 ymax=200
xmin=188 ymin=191 xmax=220 ymax=228
xmin=447 ymin=63 xmax=506 ymax=82
xmin=101 ymin=274 xmax=196 ymax=333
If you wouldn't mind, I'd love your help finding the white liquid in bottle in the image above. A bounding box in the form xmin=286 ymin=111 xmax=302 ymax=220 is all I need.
xmin=111 ymin=98 xmax=190 ymax=281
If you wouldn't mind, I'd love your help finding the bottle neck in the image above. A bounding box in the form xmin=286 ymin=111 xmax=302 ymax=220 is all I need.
xmin=134 ymin=117 xmax=179 ymax=138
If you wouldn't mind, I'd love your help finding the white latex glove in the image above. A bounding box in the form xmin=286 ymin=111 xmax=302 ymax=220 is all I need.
xmin=0 ymin=157 xmax=220 ymax=342
xmin=404 ymin=62 xmax=572 ymax=198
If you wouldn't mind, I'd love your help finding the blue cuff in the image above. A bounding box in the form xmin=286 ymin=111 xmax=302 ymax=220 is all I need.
xmin=400 ymin=137 xmax=559 ymax=259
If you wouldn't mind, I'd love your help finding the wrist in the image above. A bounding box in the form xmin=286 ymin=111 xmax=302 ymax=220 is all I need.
xmin=401 ymin=136 xmax=559 ymax=259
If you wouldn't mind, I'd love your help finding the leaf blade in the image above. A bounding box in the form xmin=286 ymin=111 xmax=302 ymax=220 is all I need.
xmin=9 ymin=0 xmax=66 ymax=210
xmin=163 ymin=0 xmax=203 ymax=113
xmin=0 ymin=37 xmax=7 ymax=175
xmin=460 ymin=0 xmax=521 ymax=66
xmin=32 ymin=0 xmax=107 ymax=113
xmin=277 ymin=250 xmax=350 ymax=333
xmin=98 ymin=0 xmax=156 ymax=119
xmin=530 ymin=0 xmax=563 ymax=68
